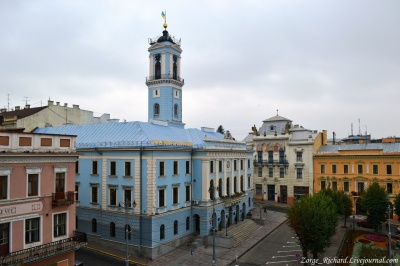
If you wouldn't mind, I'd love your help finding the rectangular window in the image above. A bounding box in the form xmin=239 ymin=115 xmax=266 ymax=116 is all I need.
xmin=387 ymin=183 xmax=393 ymax=194
xmin=125 ymin=162 xmax=131 ymax=176
xmin=55 ymin=172 xmax=65 ymax=193
xmin=387 ymin=165 xmax=392 ymax=175
xmin=219 ymin=161 xmax=223 ymax=172
xmin=320 ymin=165 xmax=325 ymax=174
xmin=91 ymin=186 xmax=98 ymax=204
xmin=373 ymin=165 xmax=378 ymax=175
xmin=185 ymin=185 xmax=190 ymax=202
xmin=109 ymin=187 xmax=117 ymax=206
xmin=234 ymin=160 xmax=237 ymax=171
xmin=296 ymin=152 xmax=302 ymax=162
xmin=357 ymin=182 xmax=365 ymax=193
xmin=268 ymin=167 xmax=273 ymax=177
xmin=124 ymin=188 xmax=132 ymax=205
xmin=28 ymin=174 xmax=39 ymax=197
xmin=343 ymin=181 xmax=349 ymax=192
xmin=332 ymin=181 xmax=337 ymax=191
xmin=258 ymin=167 xmax=262 ymax=177
xmin=173 ymin=161 xmax=178 ymax=175
xmin=160 ymin=161 xmax=165 ymax=176
xmin=343 ymin=165 xmax=348 ymax=174
xmin=25 ymin=217 xmax=40 ymax=244
xmin=268 ymin=151 xmax=273 ymax=163
xmin=110 ymin=161 xmax=116 ymax=176
xmin=75 ymin=184 xmax=79 ymax=201
xmin=240 ymin=160 xmax=243 ymax=170
xmin=186 ymin=161 xmax=190 ymax=174
xmin=358 ymin=165 xmax=363 ymax=174
xmin=296 ymin=168 xmax=302 ymax=179
xmin=92 ymin=161 xmax=98 ymax=175
xmin=75 ymin=160 xmax=79 ymax=174
xmin=54 ymin=213 xmax=66 ymax=238
xmin=173 ymin=187 xmax=179 ymax=204
xmin=321 ymin=181 xmax=326 ymax=190
xmin=248 ymin=159 xmax=251 ymax=169
xmin=332 ymin=165 xmax=337 ymax=174
xmin=255 ymin=184 xmax=262 ymax=195
xmin=279 ymin=168 xmax=284 ymax=178
xmin=0 ymin=176 xmax=7 ymax=199
xmin=210 ymin=161 xmax=214 ymax=173
xmin=159 ymin=189 xmax=165 ymax=207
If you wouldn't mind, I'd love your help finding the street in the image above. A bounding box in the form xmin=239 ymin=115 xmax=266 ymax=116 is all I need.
xmin=75 ymin=247 xmax=139 ymax=266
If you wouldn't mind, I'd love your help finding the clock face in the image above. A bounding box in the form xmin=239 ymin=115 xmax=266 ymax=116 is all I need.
xmin=227 ymin=161 xmax=231 ymax=168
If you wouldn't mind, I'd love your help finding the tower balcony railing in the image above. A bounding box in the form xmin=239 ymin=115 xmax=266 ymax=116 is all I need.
xmin=146 ymin=74 xmax=184 ymax=85
xmin=254 ymin=159 xmax=289 ymax=167
xmin=0 ymin=231 xmax=87 ymax=265
xmin=52 ymin=191 xmax=75 ymax=207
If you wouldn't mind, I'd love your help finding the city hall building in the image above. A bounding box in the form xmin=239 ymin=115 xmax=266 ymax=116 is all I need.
xmin=35 ymin=24 xmax=254 ymax=259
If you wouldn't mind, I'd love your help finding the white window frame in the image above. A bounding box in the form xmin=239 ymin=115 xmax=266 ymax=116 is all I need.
xmin=173 ymin=161 xmax=179 ymax=176
xmin=24 ymin=216 xmax=42 ymax=249
xmin=174 ymin=89 xmax=179 ymax=99
xmin=90 ymin=183 xmax=99 ymax=204
xmin=52 ymin=211 xmax=68 ymax=241
xmin=172 ymin=185 xmax=180 ymax=205
xmin=0 ymin=168 xmax=11 ymax=200
xmin=26 ymin=167 xmax=41 ymax=197
xmin=153 ymin=88 xmax=160 ymax=98
xmin=124 ymin=161 xmax=132 ymax=177
xmin=158 ymin=187 xmax=166 ymax=208
xmin=54 ymin=166 xmax=67 ymax=193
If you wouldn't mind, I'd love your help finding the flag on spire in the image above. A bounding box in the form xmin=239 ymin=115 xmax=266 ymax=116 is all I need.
xmin=161 ymin=11 xmax=166 ymax=20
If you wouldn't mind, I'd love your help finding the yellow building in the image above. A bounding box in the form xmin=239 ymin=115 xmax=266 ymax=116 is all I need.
xmin=314 ymin=142 xmax=400 ymax=214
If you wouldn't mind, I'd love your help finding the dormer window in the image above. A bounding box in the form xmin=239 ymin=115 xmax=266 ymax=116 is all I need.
xmin=270 ymin=125 xmax=275 ymax=131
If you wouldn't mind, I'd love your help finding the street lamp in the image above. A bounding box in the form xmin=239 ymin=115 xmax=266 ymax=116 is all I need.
xmin=119 ymin=199 xmax=136 ymax=266
xmin=352 ymin=215 xmax=355 ymax=232
xmin=208 ymin=186 xmax=218 ymax=266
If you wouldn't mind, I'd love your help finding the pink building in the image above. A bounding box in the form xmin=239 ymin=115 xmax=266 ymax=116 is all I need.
xmin=0 ymin=130 xmax=86 ymax=266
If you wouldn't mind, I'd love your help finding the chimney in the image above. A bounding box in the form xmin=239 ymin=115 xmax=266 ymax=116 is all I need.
xmin=322 ymin=130 xmax=327 ymax=145
xmin=15 ymin=106 xmax=20 ymax=111
xmin=25 ymin=104 xmax=30 ymax=109
xmin=48 ymin=100 xmax=54 ymax=106
xmin=73 ymin=104 xmax=79 ymax=109
xmin=56 ymin=102 xmax=60 ymax=106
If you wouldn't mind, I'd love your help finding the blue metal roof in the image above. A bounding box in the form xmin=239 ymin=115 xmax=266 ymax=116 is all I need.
xmin=316 ymin=143 xmax=400 ymax=154
xmin=34 ymin=121 xmax=226 ymax=149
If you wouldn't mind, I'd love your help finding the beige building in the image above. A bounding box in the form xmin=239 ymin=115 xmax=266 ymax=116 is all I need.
xmin=245 ymin=114 xmax=326 ymax=205
xmin=0 ymin=100 xmax=118 ymax=132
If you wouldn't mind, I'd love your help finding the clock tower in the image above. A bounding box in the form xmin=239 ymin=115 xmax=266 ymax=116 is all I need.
xmin=146 ymin=23 xmax=185 ymax=128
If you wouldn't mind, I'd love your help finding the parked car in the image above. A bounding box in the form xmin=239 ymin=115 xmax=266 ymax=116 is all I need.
xmin=357 ymin=220 xmax=374 ymax=229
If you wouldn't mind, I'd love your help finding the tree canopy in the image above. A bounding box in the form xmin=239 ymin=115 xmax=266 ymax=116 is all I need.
xmin=394 ymin=193 xmax=400 ymax=221
xmin=361 ymin=182 xmax=390 ymax=231
xmin=288 ymin=193 xmax=339 ymax=261
xmin=320 ymin=189 xmax=353 ymax=227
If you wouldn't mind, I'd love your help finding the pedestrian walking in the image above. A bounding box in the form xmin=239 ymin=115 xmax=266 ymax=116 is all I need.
xmin=263 ymin=206 xmax=267 ymax=213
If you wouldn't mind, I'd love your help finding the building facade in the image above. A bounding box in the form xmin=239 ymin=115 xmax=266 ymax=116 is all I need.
xmin=35 ymin=24 xmax=254 ymax=260
xmin=313 ymin=142 xmax=400 ymax=215
xmin=0 ymin=131 xmax=86 ymax=266
xmin=0 ymin=101 xmax=117 ymax=132
xmin=248 ymin=114 xmax=326 ymax=205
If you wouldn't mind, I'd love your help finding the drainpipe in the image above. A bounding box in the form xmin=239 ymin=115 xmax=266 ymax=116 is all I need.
xmin=139 ymin=144 xmax=143 ymax=256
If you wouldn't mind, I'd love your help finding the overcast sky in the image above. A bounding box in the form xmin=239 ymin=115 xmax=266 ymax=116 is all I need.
xmin=1 ymin=1 xmax=399 ymax=141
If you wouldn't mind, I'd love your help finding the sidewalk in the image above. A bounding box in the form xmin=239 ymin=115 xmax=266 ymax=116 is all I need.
xmin=84 ymin=204 xmax=288 ymax=266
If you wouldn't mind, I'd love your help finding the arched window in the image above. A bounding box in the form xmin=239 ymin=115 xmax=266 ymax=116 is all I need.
xmin=173 ymin=55 xmax=178 ymax=80
xmin=110 ymin=222 xmax=115 ymax=237
xmin=125 ymin=224 xmax=131 ymax=240
xmin=186 ymin=217 xmax=190 ymax=230
xmin=174 ymin=104 xmax=178 ymax=117
xmin=154 ymin=103 xmax=160 ymax=117
xmin=155 ymin=54 xmax=161 ymax=79
xmin=160 ymin=224 xmax=165 ymax=240
xmin=240 ymin=176 xmax=244 ymax=192
xmin=234 ymin=177 xmax=237 ymax=193
xmin=226 ymin=178 xmax=230 ymax=196
xmin=209 ymin=179 xmax=214 ymax=200
xmin=92 ymin=218 xmax=97 ymax=233
xmin=174 ymin=220 xmax=178 ymax=235
xmin=218 ymin=178 xmax=223 ymax=198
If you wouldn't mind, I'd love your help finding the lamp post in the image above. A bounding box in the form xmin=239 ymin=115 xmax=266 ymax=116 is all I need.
xmin=119 ymin=199 xmax=136 ymax=266
xmin=352 ymin=215 xmax=355 ymax=232
xmin=208 ymin=186 xmax=218 ymax=266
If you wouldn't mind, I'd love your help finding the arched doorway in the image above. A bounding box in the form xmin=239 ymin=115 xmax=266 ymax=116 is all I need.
xmin=221 ymin=210 xmax=226 ymax=228
xmin=228 ymin=206 xmax=233 ymax=226
xmin=193 ymin=214 xmax=200 ymax=233
xmin=242 ymin=202 xmax=246 ymax=221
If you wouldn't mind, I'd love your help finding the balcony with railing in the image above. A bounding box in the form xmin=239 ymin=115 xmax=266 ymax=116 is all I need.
xmin=0 ymin=231 xmax=87 ymax=265
xmin=52 ymin=191 xmax=75 ymax=207
xmin=254 ymin=158 xmax=289 ymax=167
xmin=145 ymin=74 xmax=184 ymax=86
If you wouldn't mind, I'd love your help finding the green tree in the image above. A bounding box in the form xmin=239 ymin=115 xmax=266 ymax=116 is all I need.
xmin=320 ymin=189 xmax=353 ymax=227
xmin=361 ymin=182 xmax=390 ymax=231
xmin=288 ymin=193 xmax=338 ymax=262
xmin=216 ymin=125 xmax=225 ymax=134
xmin=394 ymin=193 xmax=400 ymax=221
xmin=341 ymin=192 xmax=353 ymax=227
